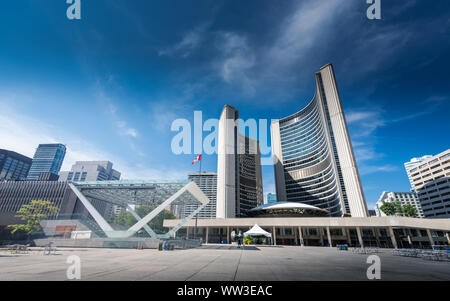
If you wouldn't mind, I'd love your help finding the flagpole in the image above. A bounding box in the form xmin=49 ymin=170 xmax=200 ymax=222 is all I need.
xmin=195 ymin=154 xmax=202 ymax=241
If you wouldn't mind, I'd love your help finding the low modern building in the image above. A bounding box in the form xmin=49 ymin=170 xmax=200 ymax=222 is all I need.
xmin=0 ymin=149 xmax=32 ymax=181
xmin=59 ymin=161 xmax=121 ymax=182
xmin=27 ymin=144 xmax=66 ymax=180
xmin=216 ymin=105 xmax=264 ymax=218
xmin=175 ymin=172 xmax=217 ymax=219
xmin=0 ymin=180 xmax=211 ymax=240
xmin=375 ymin=191 xmax=424 ymax=218
xmin=248 ymin=202 xmax=329 ymax=218
xmin=271 ymin=64 xmax=368 ymax=218
xmin=164 ymin=216 xmax=450 ymax=249
xmin=405 ymin=155 xmax=433 ymax=192
xmin=0 ymin=181 xmax=79 ymax=229
xmin=408 ymin=149 xmax=450 ymax=218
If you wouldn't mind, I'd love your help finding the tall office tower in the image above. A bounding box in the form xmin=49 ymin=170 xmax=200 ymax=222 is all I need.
xmin=271 ymin=64 xmax=368 ymax=217
xmin=27 ymin=144 xmax=66 ymax=180
xmin=216 ymin=105 xmax=264 ymax=218
xmin=374 ymin=191 xmax=424 ymax=218
xmin=408 ymin=149 xmax=450 ymax=218
xmin=0 ymin=149 xmax=32 ymax=180
xmin=404 ymin=155 xmax=433 ymax=192
xmin=59 ymin=161 xmax=121 ymax=182
xmin=176 ymin=172 xmax=217 ymax=219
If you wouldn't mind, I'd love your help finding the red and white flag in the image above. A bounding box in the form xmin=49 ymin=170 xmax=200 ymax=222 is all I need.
xmin=192 ymin=154 xmax=202 ymax=165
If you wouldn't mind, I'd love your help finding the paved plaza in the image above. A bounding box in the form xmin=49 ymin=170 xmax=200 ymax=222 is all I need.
xmin=0 ymin=245 xmax=449 ymax=281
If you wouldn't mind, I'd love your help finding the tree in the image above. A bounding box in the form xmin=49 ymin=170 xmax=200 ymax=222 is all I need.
xmin=111 ymin=205 xmax=177 ymax=235
xmin=244 ymin=236 xmax=254 ymax=245
xmin=401 ymin=204 xmax=418 ymax=218
xmin=380 ymin=201 xmax=402 ymax=216
xmin=8 ymin=200 xmax=59 ymax=239
xmin=112 ymin=210 xmax=135 ymax=227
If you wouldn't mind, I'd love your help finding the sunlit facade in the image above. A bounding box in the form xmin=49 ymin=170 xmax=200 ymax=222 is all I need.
xmin=271 ymin=64 xmax=368 ymax=217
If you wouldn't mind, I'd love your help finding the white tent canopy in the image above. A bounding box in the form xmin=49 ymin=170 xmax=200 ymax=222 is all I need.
xmin=244 ymin=224 xmax=272 ymax=238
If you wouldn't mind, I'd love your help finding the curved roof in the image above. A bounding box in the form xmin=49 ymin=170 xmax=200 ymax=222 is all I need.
xmin=249 ymin=202 xmax=329 ymax=213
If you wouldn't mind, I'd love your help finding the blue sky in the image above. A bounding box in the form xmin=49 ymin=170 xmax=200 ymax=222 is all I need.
xmin=0 ymin=0 xmax=449 ymax=208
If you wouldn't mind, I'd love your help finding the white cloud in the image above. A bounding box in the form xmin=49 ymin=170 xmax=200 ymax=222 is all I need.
xmin=0 ymin=103 xmax=187 ymax=180
xmin=266 ymin=0 xmax=351 ymax=68
xmin=347 ymin=109 xmax=386 ymax=138
xmin=159 ymin=23 xmax=211 ymax=58
xmin=359 ymin=165 xmax=397 ymax=175
xmin=215 ymin=32 xmax=256 ymax=96
xmin=116 ymin=120 xmax=139 ymax=138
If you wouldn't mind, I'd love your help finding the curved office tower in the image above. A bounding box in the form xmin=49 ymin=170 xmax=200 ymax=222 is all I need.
xmin=271 ymin=64 xmax=368 ymax=217
xmin=217 ymin=105 xmax=264 ymax=218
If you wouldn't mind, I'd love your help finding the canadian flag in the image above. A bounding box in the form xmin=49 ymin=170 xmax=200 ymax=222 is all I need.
xmin=192 ymin=154 xmax=202 ymax=165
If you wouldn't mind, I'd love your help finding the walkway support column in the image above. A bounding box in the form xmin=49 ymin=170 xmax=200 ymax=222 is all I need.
xmin=356 ymin=227 xmax=364 ymax=248
xmin=374 ymin=228 xmax=381 ymax=248
xmin=206 ymin=227 xmax=209 ymax=244
xmin=407 ymin=229 xmax=413 ymax=247
xmin=294 ymin=227 xmax=298 ymax=246
xmin=227 ymin=226 xmax=230 ymax=244
xmin=326 ymin=226 xmax=332 ymax=247
xmin=426 ymin=229 xmax=434 ymax=247
xmin=389 ymin=226 xmax=398 ymax=249
xmin=346 ymin=228 xmax=352 ymax=245
xmin=298 ymin=227 xmax=304 ymax=247
xmin=446 ymin=232 xmax=450 ymax=245
xmin=272 ymin=226 xmax=277 ymax=246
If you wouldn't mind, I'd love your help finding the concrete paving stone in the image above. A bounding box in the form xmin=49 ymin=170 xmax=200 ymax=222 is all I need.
xmin=0 ymin=246 xmax=449 ymax=281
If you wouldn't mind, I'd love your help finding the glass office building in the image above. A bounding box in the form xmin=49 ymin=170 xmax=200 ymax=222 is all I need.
xmin=27 ymin=144 xmax=66 ymax=180
xmin=271 ymin=64 xmax=368 ymax=217
xmin=0 ymin=149 xmax=32 ymax=180
xmin=174 ymin=172 xmax=217 ymax=219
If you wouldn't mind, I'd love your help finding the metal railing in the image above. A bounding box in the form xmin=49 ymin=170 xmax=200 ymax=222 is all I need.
xmin=393 ymin=248 xmax=450 ymax=262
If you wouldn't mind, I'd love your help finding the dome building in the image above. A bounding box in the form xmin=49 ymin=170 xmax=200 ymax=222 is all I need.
xmin=248 ymin=202 xmax=329 ymax=218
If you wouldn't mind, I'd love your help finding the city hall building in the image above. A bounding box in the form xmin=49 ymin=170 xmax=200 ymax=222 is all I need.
xmin=164 ymin=215 xmax=450 ymax=249
xmin=216 ymin=105 xmax=264 ymax=219
xmin=271 ymin=64 xmax=368 ymax=218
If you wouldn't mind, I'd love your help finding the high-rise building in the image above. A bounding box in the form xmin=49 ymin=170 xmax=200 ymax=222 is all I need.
xmin=267 ymin=193 xmax=277 ymax=204
xmin=0 ymin=149 xmax=32 ymax=181
xmin=408 ymin=149 xmax=450 ymax=218
xmin=374 ymin=191 xmax=424 ymax=218
xmin=216 ymin=105 xmax=264 ymax=218
xmin=27 ymin=144 xmax=66 ymax=180
xmin=271 ymin=64 xmax=368 ymax=217
xmin=404 ymin=155 xmax=433 ymax=192
xmin=175 ymin=172 xmax=217 ymax=219
xmin=59 ymin=161 xmax=121 ymax=182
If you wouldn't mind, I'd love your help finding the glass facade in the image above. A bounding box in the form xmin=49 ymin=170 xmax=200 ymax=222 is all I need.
xmin=0 ymin=149 xmax=32 ymax=180
xmin=272 ymin=64 xmax=368 ymax=217
xmin=27 ymin=144 xmax=66 ymax=180
xmin=278 ymin=96 xmax=342 ymax=216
